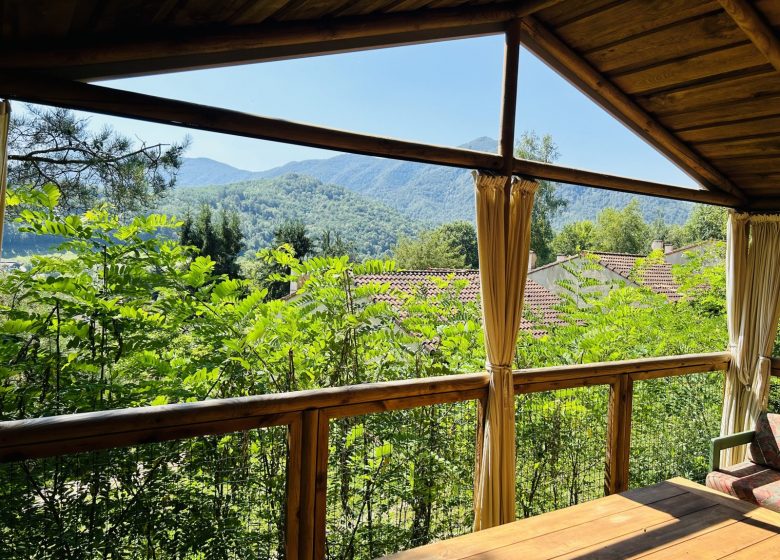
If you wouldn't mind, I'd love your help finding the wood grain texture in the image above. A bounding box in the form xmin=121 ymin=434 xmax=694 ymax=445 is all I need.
xmin=717 ymin=0 xmax=780 ymax=74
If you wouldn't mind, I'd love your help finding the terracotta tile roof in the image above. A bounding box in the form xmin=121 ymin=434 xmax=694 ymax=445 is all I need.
xmin=353 ymin=269 xmax=561 ymax=333
xmin=591 ymin=252 xmax=681 ymax=301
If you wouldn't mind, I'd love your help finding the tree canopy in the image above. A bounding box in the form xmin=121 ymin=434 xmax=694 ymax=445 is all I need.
xmin=180 ymin=204 xmax=244 ymax=277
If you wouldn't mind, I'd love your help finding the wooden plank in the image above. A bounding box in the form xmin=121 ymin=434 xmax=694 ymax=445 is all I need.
xmin=720 ymin=534 xmax=780 ymax=558
xmin=516 ymin=375 xmax=618 ymax=395
xmin=612 ymin=43 xmax=767 ymax=96
xmin=553 ymin=505 xmax=744 ymax=560
xmin=500 ymin=20 xmax=521 ymax=173
xmin=661 ymin=95 xmax=780 ymax=130
xmin=697 ymin=135 xmax=780 ymax=160
xmin=717 ymin=0 xmax=780 ymax=74
xmin=605 ymin=376 xmax=632 ymax=494
xmin=732 ymin=173 xmax=780 ymax=190
xmin=534 ymin=0 xmax=618 ymax=28
xmin=639 ymin=71 xmax=780 ymax=117
xmin=324 ymin=388 xmax=484 ymax=418
xmin=629 ymin=362 xmax=729 ymax=382
xmin=0 ymin=2 xmax=553 ymax=80
xmin=553 ymin=0 xmax=716 ymax=53
xmin=298 ymin=410 xmax=319 ymax=559
xmin=665 ymin=476 xmax=780 ymax=524
xmin=385 ymin=481 xmax=690 ymax=559
xmin=678 ymin=116 xmax=780 ymax=144
xmin=286 ymin=414 xmax=303 ymax=560
xmin=513 ymin=352 xmax=730 ymax=385
xmin=518 ymin=16 xmax=748 ymax=202
xmin=712 ymin=155 xmax=780 ymax=176
xmin=639 ymin=517 xmax=780 ymax=559
xmin=586 ymin=11 xmax=746 ymax=75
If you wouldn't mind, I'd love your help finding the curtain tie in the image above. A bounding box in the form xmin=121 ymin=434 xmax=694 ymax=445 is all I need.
xmin=486 ymin=363 xmax=513 ymax=377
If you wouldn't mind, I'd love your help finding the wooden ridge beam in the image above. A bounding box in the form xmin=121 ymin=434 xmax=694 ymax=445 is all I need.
xmin=518 ymin=16 xmax=749 ymax=204
xmin=0 ymin=71 xmax=742 ymax=208
xmin=717 ymin=0 xmax=780 ymax=74
xmin=0 ymin=1 xmax=563 ymax=80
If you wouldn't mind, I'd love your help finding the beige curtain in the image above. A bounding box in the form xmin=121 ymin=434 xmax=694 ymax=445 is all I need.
xmin=0 ymin=100 xmax=10 ymax=255
xmin=721 ymin=212 xmax=780 ymax=466
xmin=472 ymin=171 xmax=537 ymax=530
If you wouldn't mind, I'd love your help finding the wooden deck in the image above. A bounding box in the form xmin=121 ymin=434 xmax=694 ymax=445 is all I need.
xmin=387 ymin=478 xmax=780 ymax=559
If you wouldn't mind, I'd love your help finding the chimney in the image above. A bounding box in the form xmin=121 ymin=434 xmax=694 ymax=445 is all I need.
xmin=651 ymin=239 xmax=664 ymax=252
xmin=528 ymin=250 xmax=537 ymax=271
xmin=556 ymin=254 xmax=568 ymax=263
xmin=664 ymin=243 xmax=674 ymax=254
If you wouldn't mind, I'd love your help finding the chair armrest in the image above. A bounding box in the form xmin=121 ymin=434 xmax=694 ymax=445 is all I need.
xmin=710 ymin=431 xmax=755 ymax=471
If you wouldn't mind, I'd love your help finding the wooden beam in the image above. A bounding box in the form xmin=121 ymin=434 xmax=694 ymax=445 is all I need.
xmin=500 ymin=20 xmax=522 ymax=174
xmin=717 ymin=0 xmax=780 ymax=74
xmin=518 ymin=16 xmax=749 ymax=204
xmin=513 ymin=158 xmax=741 ymax=207
xmin=0 ymin=1 xmax=564 ymax=81
xmin=298 ymin=410 xmax=319 ymax=559
xmin=0 ymin=71 xmax=739 ymax=208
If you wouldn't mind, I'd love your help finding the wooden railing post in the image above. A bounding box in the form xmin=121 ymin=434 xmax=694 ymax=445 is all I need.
xmin=286 ymin=415 xmax=303 ymax=559
xmin=605 ymin=375 xmax=633 ymax=495
xmin=297 ymin=409 xmax=330 ymax=559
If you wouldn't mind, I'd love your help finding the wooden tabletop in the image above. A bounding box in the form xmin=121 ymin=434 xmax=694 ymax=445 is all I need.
xmin=386 ymin=477 xmax=780 ymax=559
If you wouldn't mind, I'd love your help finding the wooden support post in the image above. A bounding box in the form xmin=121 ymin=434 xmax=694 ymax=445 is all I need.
xmin=605 ymin=376 xmax=633 ymax=495
xmin=499 ymin=21 xmax=521 ymax=174
xmin=313 ymin=412 xmax=330 ymax=560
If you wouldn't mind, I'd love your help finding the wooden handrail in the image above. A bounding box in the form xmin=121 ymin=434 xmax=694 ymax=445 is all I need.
xmin=0 ymin=351 xmax=730 ymax=462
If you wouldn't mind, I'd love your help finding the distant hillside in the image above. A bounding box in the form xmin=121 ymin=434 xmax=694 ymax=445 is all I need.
xmin=156 ymin=174 xmax=423 ymax=258
xmin=177 ymin=137 xmax=693 ymax=227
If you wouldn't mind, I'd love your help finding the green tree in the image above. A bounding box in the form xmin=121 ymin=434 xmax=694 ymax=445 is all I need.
xmin=668 ymin=205 xmax=728 ymax=247
xmin=180 ymin=204 xmax=244 ymax=277
xmin=435 ymin=221 xmax=478 ymax=268
xmin=516 ymin=132 xmax=567 ymax=265
xmin=273 ymin=219 xmax=312 ymax=258
xmin=392 ymin=230 xmax=465 ymax=270
xmin=8 ymin=105 xmax=188 ymax=213
xmin=592 ymin=200 xmax=651 ymax=254
xmin=319 ymin=229 xmax=356 ymax=259
xmin=551 ymin=220 xmax=595 ymax=257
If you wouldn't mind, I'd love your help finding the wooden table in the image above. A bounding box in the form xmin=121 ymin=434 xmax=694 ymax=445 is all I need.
xmin=386 ymin=477 xmax=780 ymax=559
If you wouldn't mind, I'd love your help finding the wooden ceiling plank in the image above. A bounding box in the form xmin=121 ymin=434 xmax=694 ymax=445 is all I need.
xmin=611 ymin=43 xmax=768 ymax=96
xmin=0 ymin=71 xmax=740 ymax=208
xmin=661 ymin=94 xmax=780 ymax=130
xmin=710 ymin=155 xmax=780 ymax=176
xmin=0 ymin=1 xmax=557 ymax=79
xmin=534 ymin=0 xmax=619 ymax=28
xmin=554 ymin=0 xmax=716 ymax=53
xmin=696 ymin=135 xmax=780 ymax=160
xmin=678 ymin=116 xmax=780 ymax=144
xmin=586 ymin=11 xmax=746 ymax=75
xmin=717 ymin=0 xmax=780 ymax=74
xmin=639 ymin=70 xmax=780 ymax=116
xmin=518 ymin=15 xmax=748 ymax=202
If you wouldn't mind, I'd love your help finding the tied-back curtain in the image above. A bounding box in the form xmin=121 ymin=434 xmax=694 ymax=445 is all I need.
xmin=0 ymin=100 xmax=10 ymax=255
xmin=721 ymin=212 xmax=780 ymax=466
xmin=472 ymin=171 xmax=537 ymax=531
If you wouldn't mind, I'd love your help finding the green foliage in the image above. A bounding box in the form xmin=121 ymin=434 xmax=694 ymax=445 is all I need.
xmin=591 ymin=200 xmax=652 ymax=254
xmin=0 ymin=188 xmax=735 ymax=558
xmin=516 ymin=132 xmax=567 ymax=265
xmin=667 ymin=204 xmax=728 ymax=247
xmin=155 ymin=173 xmax=421 ymax=260
xmin=435 ymin=221 xmax=479 ymax=268
xmin=180 ymin=204 xmax=245 ymax=277
xmin=392 ymin=230 xmax=465 ymax=270
xmin=551 ymin=220 xmax=595 ymax=257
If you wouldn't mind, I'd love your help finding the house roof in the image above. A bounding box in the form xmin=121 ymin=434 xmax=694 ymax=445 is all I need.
xmin=353 ymin=269 xmax=561 ymax=333
xmin=591 ymin=252 xmax=681 ymax=301
xmin=1 ymin=1 xmax=780 ymax=208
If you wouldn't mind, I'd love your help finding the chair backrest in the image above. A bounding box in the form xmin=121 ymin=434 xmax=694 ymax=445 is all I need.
xmin=750 ymin=412 xmax=780 ymax=469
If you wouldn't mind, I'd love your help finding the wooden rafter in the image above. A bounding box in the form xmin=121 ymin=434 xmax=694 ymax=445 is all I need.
xmin=0 ymin=1 xmax=563 ymax=80
xmin=499 ymin=20 xmax=521 ymax=174
xmin=518 ymin=16 xmax=749 ymax=204
xmin=0 ymin=70 xmax=741 ymax=208
xmin=717 ymin=0 xmax=780 ymax=74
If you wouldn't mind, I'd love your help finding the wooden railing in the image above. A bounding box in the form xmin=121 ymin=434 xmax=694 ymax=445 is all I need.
xmin=0 ymin=351 xmax=731 ymax=559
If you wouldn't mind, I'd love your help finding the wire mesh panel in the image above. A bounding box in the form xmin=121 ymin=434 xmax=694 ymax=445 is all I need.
xmin=515 ymin=385 xmax=610 ymax=518
xmin=768 ymin=375 xmax=780 ymax=413
xmin=630 ymin=372 xmax=724 ymax=488
xmin=325 ymin=399 xmax=477 ymax=560
xmin=0 ymin=426 xmax=289 ymax=560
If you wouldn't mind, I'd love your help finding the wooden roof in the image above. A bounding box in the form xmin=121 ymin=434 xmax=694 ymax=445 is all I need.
xmin=1 ymin=0 xmax=779 ymax=208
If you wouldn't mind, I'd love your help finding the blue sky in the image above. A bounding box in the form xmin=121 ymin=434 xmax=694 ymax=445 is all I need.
xmin=86 ymin=34 xmax=695 ymax=187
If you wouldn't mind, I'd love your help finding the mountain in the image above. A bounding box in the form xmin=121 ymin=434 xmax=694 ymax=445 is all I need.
xmin=177 ymin=138 xmax=694 ymax=227
xmin=156 ymin=174 xmax=423 ymax=258
xmin=174 ymin=157 xmax=255 ymax=187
